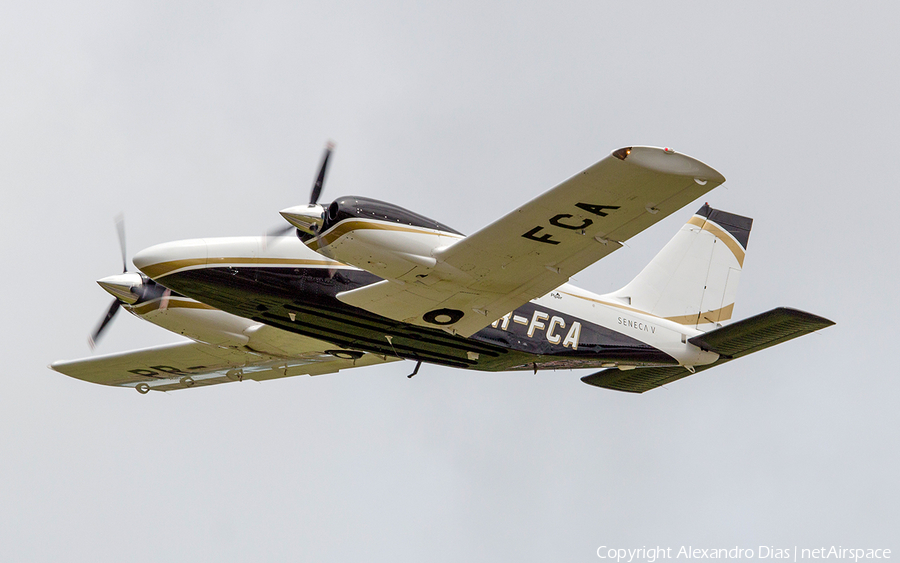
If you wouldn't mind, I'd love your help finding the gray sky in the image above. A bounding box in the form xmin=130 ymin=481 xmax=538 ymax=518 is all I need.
xmin=2 ymin=1 xmax=897 ymax=561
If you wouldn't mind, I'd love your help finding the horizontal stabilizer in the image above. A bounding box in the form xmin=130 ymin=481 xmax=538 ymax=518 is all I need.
xmin=687 ymin=307 xmax=835 ymax=358
xmin=582 ymin=307 xmax=834 ymax=393
xmin=581 ymin=363 xmax=720 ymax=394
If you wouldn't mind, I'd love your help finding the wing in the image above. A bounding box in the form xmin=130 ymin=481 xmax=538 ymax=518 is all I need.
xmin=338 ymin=146 xmax=725 ymax=336
xmin=50 ymin=340 xmax=397 ymax=393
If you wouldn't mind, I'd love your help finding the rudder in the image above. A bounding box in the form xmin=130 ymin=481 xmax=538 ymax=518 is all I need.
xmin=603 ymin=204 xmax=752 ymax=331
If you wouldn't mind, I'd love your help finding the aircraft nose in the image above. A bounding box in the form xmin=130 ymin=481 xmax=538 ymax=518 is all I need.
xmin=133 ymin=239 xmax=208 ymax=280
xmin=97 ymin=272 xmax=145 ymax=304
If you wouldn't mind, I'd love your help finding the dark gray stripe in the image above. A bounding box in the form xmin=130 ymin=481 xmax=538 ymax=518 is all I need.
xmin=695 ymin=204 xmax=753 ymax=250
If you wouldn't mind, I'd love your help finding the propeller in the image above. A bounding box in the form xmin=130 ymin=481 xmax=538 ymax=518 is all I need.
xmin=89 ymin=215 xmax=145 ymax=349
xmin=89 ymin=299 xmax=122 ymax=350
xmin=267 ymin=141 xmax=335 ymax=244
xmin=309 ymin=141 xmax=333 ymax=206
xmin=308 ymin=142 xmax=334 ymax=259
xmin=115 ymin=213 xmax=127 ymax=273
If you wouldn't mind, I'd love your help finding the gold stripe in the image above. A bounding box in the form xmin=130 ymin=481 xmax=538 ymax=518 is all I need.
xmin=309 ymin=219 xmax=453 ymax=250
xmin=140 ymin=258 xmax=207 ymax=279
xmin=142 ymin=257 xmax=343 ymax=280
xmin=701 ymin=221 xmax=745 ymax=267
xmin=686 ymin=215 xmax=745 ymax=267
xmin=557 ymin=290 xmax=735 ymax=326
xmin=686 ymin=216 xmax=706 ymax=229
xmin=131 ymin=298 xmax=217 ymax=315
xmin=143 ymin=220 xmax=456 ymax=277
xmin=687 ymin=215 xmax=747 ymax=268
xmin=205 ymin=256 xmax=340 ymax=267
xmin=663 ymin=303 xmax=734 ymax=325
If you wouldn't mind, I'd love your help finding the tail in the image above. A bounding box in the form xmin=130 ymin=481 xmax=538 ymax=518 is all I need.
xmin=582 ymin=307 xmax=835 ymax=392
xmin=604 ymin=204 xmax=752 ymax=331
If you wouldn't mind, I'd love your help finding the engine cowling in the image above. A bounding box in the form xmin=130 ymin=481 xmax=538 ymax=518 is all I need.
xmin=282 ymin=196 xmax=464 ymax=279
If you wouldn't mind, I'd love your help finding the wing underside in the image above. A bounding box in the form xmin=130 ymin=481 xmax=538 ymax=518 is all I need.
xmin=51 ymin=340 xmax=397 ymax=392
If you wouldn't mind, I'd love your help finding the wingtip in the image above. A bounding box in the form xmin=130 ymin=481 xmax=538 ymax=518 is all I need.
xmin=776 ymin=307 xmax=837 ymax=328
xmin=623 ymin=146 xmax=726 ymax=185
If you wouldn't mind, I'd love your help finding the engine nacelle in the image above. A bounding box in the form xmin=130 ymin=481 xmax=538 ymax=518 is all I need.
xmin=283 ymin=196 xmax=464 ymax=279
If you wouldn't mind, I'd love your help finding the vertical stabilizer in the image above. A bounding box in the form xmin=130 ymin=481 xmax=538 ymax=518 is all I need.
xmin=604 ymin=205 xmax=752 ymax=331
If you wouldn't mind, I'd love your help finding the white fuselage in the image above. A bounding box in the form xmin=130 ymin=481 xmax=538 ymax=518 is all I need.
xmin=131 ymin=233 xmax=719 ymax=371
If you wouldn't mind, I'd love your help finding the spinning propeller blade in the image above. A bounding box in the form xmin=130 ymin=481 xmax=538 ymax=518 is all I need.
xmin=265 ymin=224 xmax=295 ymax=238
xmin=89 ymin=299 xmax=122 ymax=350
xmin=309 ymin=141 xmax=334 ymax=205
xmin=311 ymin=142 xmax=335 ymax=260
xmin=89 ymin=214 xmax=133 ymax=349
xmin=115 ymin=213 xmax=126 ymax=273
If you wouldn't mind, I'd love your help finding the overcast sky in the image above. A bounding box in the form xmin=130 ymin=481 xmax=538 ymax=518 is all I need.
xmin=2 ymin=1 xmax=898 ymax=561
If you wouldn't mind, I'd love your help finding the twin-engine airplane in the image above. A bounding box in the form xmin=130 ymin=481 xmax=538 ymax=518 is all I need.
xmin=51 ymin=145 xmax=834 ymax=394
